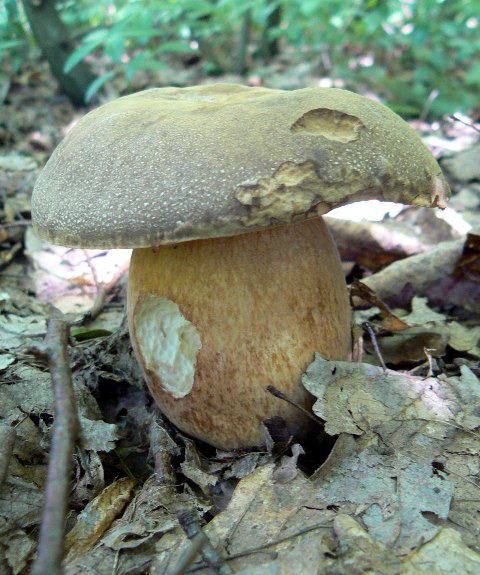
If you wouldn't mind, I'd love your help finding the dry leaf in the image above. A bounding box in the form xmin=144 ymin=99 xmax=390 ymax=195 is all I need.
xmin=78 ymin=415 xmax=118 ymax=453
xmin=355 ymin=294 xmax=480 ymax=365
xmin=303 ymin=355 xmax=480 ymax=553
xmin=152 ymin=463 xmax=335 ymax=575
xmin=56 ymin=354 xmax=480 ymax=573
xmin=351 ymin=279 xmax=410 ymax=332
xmin=404 ymin=528 xmax=480 ymax=574
xmin=363 ymin=238 xmax=480 ymax=309
xmin=453 ymin=232 xmax=480 ymax=283
xmin=326 ymin=217 xmax=430 ymax=270
xmin=64 ymin=476 xmax=204 ymax=575
xmin=180 ymin=440 xmax=218 ymax=492
xmin=4 ymin=529 xmax=36 ymax=575
xmin=65 ymin=478 xmax=137 ymax=560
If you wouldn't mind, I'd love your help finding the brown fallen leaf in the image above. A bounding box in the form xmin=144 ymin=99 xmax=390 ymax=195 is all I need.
xmin=351 ymin=279 xmax=410 ymax=332
xmin=355 ymin=295 xmax=480 ymax=366
xmin=303 ymin=355 xmax=480 ymax=553
xmin=403 ymin=528 xmax=480 ymax=574
xmin=149 ymin=356 xmax=480 ymax=573
xmin=326 ymin=207 xmax=459 ymax=271
xmin=365 ymin=325 xmax=448 ymax=365
xmin=453 ymin=231 xmax=480 ymax=283
xmin=65 ymin=478 xmax=137 ymax=560
xmin=363 ymin=237 xmax=480 ymax=310
xmin=326 ymin=217 xmax=429 ymax=270
xmin=64 ymin=475 xmax=206 ymax=575
xmin=180 ymin=439 xmax=219 ymax=493
xmin=332 ymin=515 xmax=480 ymax=575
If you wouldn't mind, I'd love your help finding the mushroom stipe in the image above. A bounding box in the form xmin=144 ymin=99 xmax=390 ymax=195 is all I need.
xmin=128 ymin=218 xmax=350 ymax=448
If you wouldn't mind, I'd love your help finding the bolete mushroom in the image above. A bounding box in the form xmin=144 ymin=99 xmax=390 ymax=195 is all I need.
xmin=31 ymin=84 xmax=449 ymax=449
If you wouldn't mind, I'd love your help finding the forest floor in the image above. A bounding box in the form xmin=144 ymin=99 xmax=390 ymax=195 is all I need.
xmin=1 ymin=60 xmax=480 ymax=574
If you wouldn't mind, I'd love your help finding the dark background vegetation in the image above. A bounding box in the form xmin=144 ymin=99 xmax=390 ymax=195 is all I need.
xmin=2 ymin=0 xmax=480 ymax=117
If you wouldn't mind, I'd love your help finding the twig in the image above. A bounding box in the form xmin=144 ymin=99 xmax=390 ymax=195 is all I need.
xmin=363 ymin=322 xmax=388 ymax=372
xmin=0 ymin=425 xmax=16 ymax=485
xmin=408 ymin=361 xmax=430 ymax=376
xmin=31 ymin=307 xmax=80 ymax=575
xmin=170 ymin=532 xmax=206 ymax=575
xmin=449 ymin=114 xmax=480 ymax=133
xmin=173 ymin=510 xmax=232 ymax=575
xmin=75 ymin=261 xmax=128 ymax=325
xmin=0 ymin=220 xmax=32 ymax=229
xmin=81 ymin=249 xmax=103 ymax=322
xmin=83 ymin=284 xmax=108 ymax=322
xmin=266 ymin=385 xmax=325 ymax=426
xmin=419 ymin=89 xmax=439 ymax=123
xmin=223 ymin=520 xmax=330 ymax=561
xmin=186 ymin=521 xmax=330 ymax=572
xmin=423 ymin=347 xmax=435 ymax=378
xmin=0 ymin=242 xmax=23 ymax=272
xmin=82 ymin=250 xmax=100 ymax=289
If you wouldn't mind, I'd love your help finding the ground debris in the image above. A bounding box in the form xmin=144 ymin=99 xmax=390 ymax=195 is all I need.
xmin=65 ymin=477 xmax=137 ymax=561
xmin=64 ymin=475 xmax=204 ymax=575
xmin=326 ymin=206 xmax=458 ymax=270
xmin=300 ymin=355 xmax=480 ymax=568
xmin=354 ymin=293 xmax=480 ymax=366
xmin=1 ymin=65 xmax=479 ymax=574
xmin=361 ymin=233 xmax=480 ymax=311
xmin=442 ymin=142 xmax=480 ymax=183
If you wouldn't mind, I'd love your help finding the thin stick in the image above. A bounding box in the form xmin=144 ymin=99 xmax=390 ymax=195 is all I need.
xmin=363 ymin=321 xmax=388 ymax=372
xmin=266 ymin=385 xmax=324 ymax=426
xmin=76 ymin=262 xmax=128 ymax=325
xmin=175 ymin=510 xmax=232 ymax=575
xmin=423 ymin=347 xmax=435 ymax=378
xmin=449 ymin=114 xmax=480 ymax=133
xmin=186 ymin=521 xmax=330 ymax=573
xmin=170 ymin=533 xmax=205 ymax=575
xmin=31 ymin=308 xmax=80 ymax=575
xmin=82 ymin=250 xmax=100 ymax=289
xmin=419 ymin=89 xmax=439 ymax=123
xmin=0 ymin=220 xmax=32 ymax=229
xmin=0 ymin=425 xmax=16 ymax=485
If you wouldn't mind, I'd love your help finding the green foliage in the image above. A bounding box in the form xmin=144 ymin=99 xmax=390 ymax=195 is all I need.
xmin=0 ymin=0 xmax=29 ymax=72
xmin=1 ymin=0 xmax=479 ymax=116
xmin=277 ymin=0 xmax=480 ymax=116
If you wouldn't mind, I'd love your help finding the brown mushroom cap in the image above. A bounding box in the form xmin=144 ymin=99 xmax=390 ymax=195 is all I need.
xmin=31 ymin=83 xmax=449 ymax=248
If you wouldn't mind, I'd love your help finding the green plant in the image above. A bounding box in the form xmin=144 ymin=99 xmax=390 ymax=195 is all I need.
xmin=276 ymin=0 xmax=480 ymax=116
xmin=0 ymin=0 xmax=29 ymax=72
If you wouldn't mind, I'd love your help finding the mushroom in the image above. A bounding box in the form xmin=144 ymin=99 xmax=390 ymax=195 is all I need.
xmin=31 ymin=84 xmax=449 ymax=449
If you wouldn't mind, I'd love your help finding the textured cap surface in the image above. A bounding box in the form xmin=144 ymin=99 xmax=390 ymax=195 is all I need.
xmin=31 ymin=83 xmax=449 ymax=248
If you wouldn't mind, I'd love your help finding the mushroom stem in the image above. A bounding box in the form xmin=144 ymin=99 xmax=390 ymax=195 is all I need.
xmin=127 ymin=217 xmax=351 ymax=449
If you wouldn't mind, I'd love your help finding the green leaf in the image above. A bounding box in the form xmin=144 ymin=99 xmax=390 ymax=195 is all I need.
xmin=157 ymin=40 xmax=195 ymax=53
xmin=63 ymin=29 xmax=108 ymax=73
xmin=0 ymin=39 xmax=24 ymax=51
xmin=71 ymin=326 xmax=113 ymax=341
xmin=124 ymin=55 xmax=167 ymax=82
xmin=120 ymin=26 xmax=163 ymax=38
xmin=84 ymin=70 xmax=116 ymax=102
xmin=465 ymin=61 xmax=480 ymax=87
xmin=105 ymin=33 xmax=125 ymax=63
